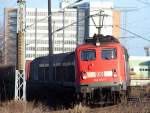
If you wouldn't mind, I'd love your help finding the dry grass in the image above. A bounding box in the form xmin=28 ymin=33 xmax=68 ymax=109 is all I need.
xmin=0 ymin=101 xmax=49 ymax=113
xmin=90 ymin=102 xmax=150 ymax=113
xmin=0 ymin=101 xmax=89 ymax=113
xmin=0 ymin=100 xmax=150 ymax=113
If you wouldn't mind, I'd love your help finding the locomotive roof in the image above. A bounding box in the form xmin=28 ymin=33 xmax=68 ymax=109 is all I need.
xmin=77 ymin=41 xmax=121 ymax=49
xmin=85 ymin=34 xmax=119 ymax=44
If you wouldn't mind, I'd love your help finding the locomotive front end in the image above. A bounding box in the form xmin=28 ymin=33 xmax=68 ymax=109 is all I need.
xmin=75 ymin=36 xmax=129 ymax=103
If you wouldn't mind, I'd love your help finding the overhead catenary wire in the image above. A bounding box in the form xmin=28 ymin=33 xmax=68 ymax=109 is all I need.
xmin=46 ymin=13 xmax=150 ymax=44
xmin=26 ymin=5 xmax=124 ymax=30
xmin=89 ymin=7 xmax=139 ymax=12
xmin=116 ymin=25 xmax=150 ymax=42
xmin=25 ymin=6 xmax=150 ymax=43
xmin=101 ymin=12 xmax=150 ymax=42
xmin=136 ymin=0 xmax=150 ymax=7
xmin=25 ymin=10 xmax=82 ymax=28
xmin=26 ymin=0 xmax=82 ymax=30
xmin=25 ymin=10 xmax=104 ymax=32
xmin=51 ymin=12 xmax=104 ymax=34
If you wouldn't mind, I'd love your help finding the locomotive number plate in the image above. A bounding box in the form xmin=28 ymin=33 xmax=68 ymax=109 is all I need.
xmin=96 ymin=72 xmax=104 ymax=77
xmin=86 ymin=71 xmax=113 ymax=78
xmin=104 ymin=71 xmax=113 ymax=77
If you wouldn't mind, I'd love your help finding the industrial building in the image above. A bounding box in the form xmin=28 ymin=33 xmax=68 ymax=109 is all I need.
xmin=129 ymin=56 xmax=150 ymax=86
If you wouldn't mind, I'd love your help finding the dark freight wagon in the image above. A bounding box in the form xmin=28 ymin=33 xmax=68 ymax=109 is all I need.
xmin=0 ymin=65 xmax=15 ymax=101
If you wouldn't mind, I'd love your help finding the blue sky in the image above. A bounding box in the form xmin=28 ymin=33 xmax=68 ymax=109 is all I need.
xmin=0 ymin=0 xmax=150 ymax=56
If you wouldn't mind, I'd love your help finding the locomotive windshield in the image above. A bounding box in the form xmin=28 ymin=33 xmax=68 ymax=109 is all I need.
xmin=81 ymin=50 xmax=96 ymax=61
xmin=101 ymin=48 xmax=117 ymax=60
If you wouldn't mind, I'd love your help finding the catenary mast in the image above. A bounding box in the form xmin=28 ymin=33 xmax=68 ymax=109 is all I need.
xmin=15 ymin=0 xmax=26 ymax=100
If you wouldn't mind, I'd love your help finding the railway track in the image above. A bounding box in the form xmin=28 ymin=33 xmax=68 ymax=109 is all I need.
xmin=127 ymin=96 xmax=150 ymax=103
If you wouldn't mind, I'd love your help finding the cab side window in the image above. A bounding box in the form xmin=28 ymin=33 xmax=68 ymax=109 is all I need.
xmin=81 ymin=50 xmax=96 ymax=61
xmin=101 ymin=48 xmax=117 ymax=60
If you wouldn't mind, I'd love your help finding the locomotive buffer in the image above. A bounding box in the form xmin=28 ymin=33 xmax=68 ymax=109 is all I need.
xmin=15 ymin=0 xmax=26 ymax=101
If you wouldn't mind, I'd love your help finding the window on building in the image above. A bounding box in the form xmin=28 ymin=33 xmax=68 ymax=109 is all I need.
xmin=131 ymin=68 xmax=134 ymax=72
xmin=145 ymin=69 xmax=148 ymax=71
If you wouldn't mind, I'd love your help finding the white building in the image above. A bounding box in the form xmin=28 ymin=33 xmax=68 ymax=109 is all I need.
xmin=4 ymin=8 xmax=17 ymax=65
xmin=4 ymin=7 xmax=87 ymax=64
xmin=26 ymin=7 xmax=87 ymax=60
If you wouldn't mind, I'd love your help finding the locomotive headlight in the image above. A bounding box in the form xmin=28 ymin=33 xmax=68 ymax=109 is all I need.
xmin=113 ymin=74 xmax=117 ymax=77
xmin=112 ymin=69 xmax=117 ymax=77
xmin=81 ymin=71 xmax=87 ymax=80
xmin=96 ymin=42 xmax=100 ymax=46
xmin=83 ymin=75 xmax=87 ymax=79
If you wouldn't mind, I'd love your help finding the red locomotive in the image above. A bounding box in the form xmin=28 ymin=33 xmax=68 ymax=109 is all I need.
xmin=27 ymin=34 xmax=130 ymax=103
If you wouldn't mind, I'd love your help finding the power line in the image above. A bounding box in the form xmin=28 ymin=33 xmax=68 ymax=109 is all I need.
xmin=26 ymin=0 xmax=83 ymax=30
xmin=51 ymin=12 xmax=102 ymax=34
xmin=51 ymin=11 xmax=144 ymax=42
xmin=89 ymin=7 xmax=139 ymax=13
xmin=25 ymin=6 xmax=150 ymax=44
xmin=26 ymin=11 xmax=150 ymax=44
xmin=25 ymin=10 xmax=87 ymax=30
xmin=25 ymin=6 xmax=137 ymax=31
xmin=116 ymin=25 xmax=150 ymax=42
xmin=136 ymin=0 xmax=150 ymax=7
xmin=102 ymin=12 xmax=150 ymax=43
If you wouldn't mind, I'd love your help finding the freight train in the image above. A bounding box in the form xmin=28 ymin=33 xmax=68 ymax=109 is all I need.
xmin=26 ymin=34 xmax=130 ymax=103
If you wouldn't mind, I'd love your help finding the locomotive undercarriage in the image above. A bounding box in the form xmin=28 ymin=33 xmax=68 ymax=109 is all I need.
xmin=26 ymin=81 xmax=127 ymax=105
xmin=76 ymin=85 xmax=127 ymax=105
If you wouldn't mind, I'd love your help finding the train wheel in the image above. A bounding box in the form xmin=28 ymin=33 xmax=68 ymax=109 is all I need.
xmin=82 ymin=93 xmax=87 ymax=105
xmin=120 ymin=91 xmax=128 ymax=104
xmin=112 ymin=92 xmax=120 ymax=104
xmin=74 ymin=93 xmax=81 ymax=104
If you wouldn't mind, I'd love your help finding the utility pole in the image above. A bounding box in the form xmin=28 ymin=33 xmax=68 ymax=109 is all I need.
xmin=48 ymin=0 xmax=53 ymax=81
xmin=15 ymin=0 xmax=26 ymax=101
xmin=48 ymin=0 xmax=52 ymax=54
xmin=62 ymin=10 xmax=65 ymax=53
xmin=35 ymin=8 xmax=37 ymax=58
